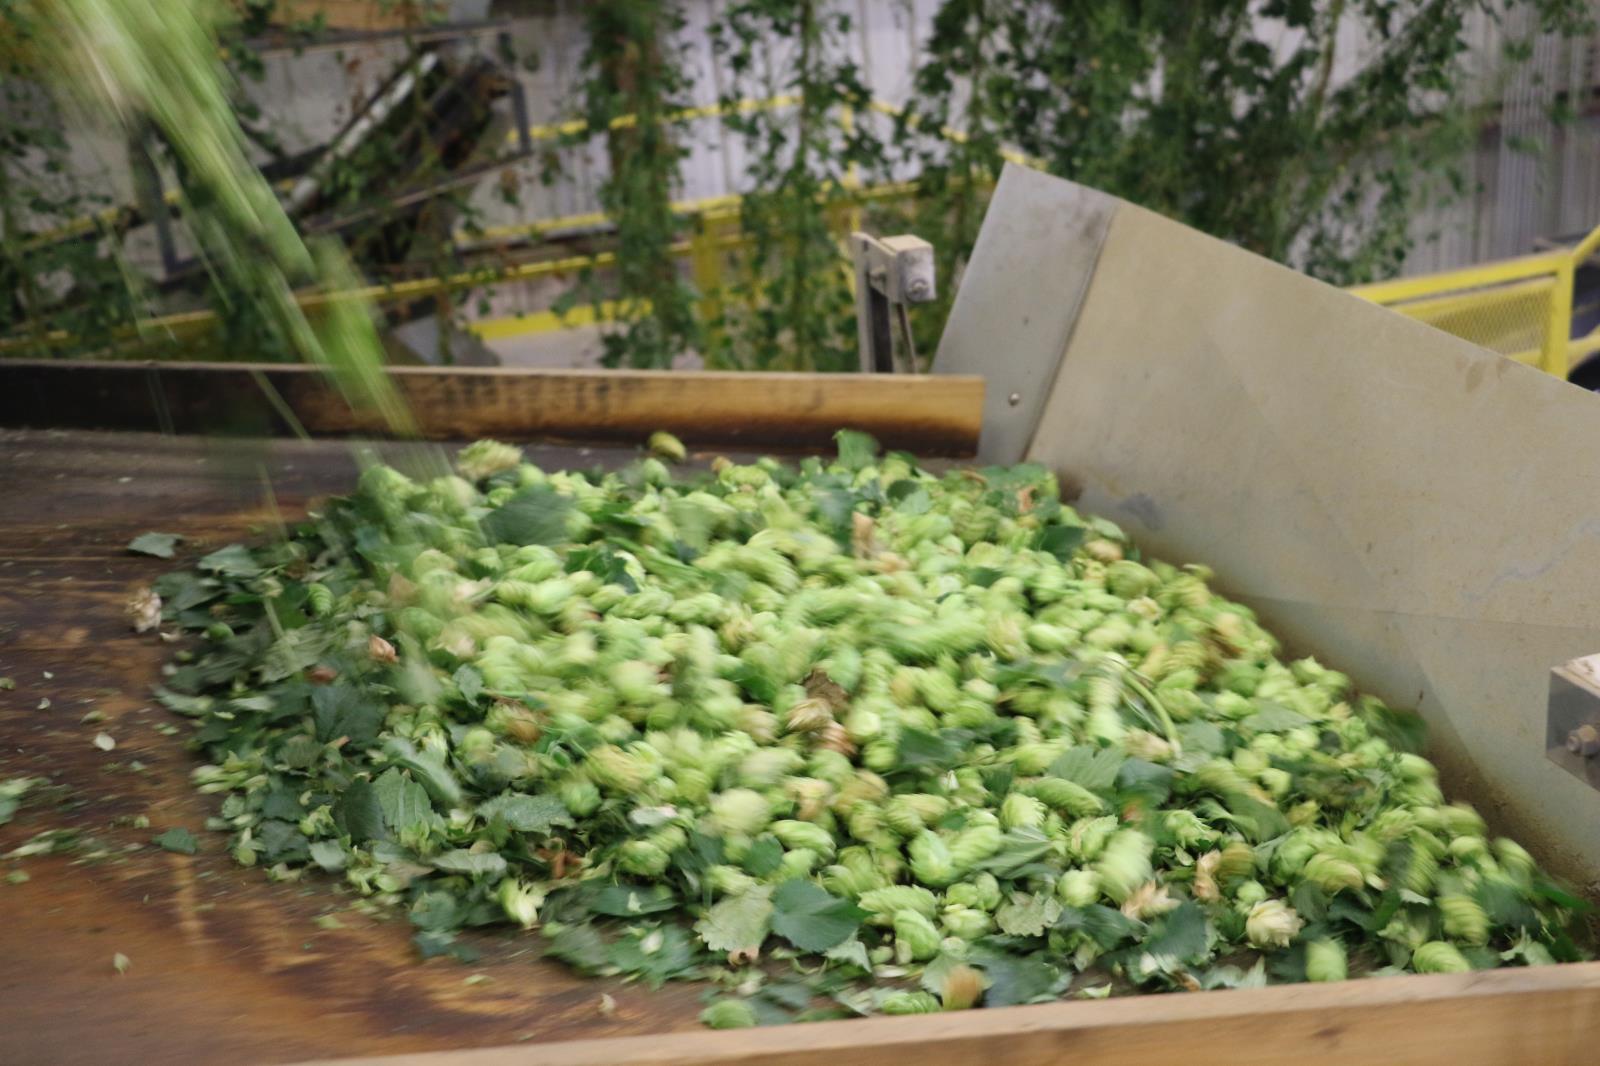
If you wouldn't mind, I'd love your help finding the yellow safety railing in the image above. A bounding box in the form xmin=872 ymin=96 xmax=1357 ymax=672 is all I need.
xmin=1348 ymin=223 xmax=1600 ymax=378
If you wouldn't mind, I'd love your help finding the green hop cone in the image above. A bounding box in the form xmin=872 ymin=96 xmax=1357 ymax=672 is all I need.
xmin=893 ymin=910 xmax=942 ymax=963
xmin=1093 ymin=830 xmax=1154 ymax=903
xmin=909 ymin=830 xmax=958 ymax=887
xmin=1055 ymin=868 xmax=1102 ymax=908
xmin=1000 ymin=792 xmax=1048 ymax=831
xmin=880 ymin=990 xmax=941 ymax=1015
xmin=858 ymin=885 xmax=939 ymax=925
xmin=701 ymin=999 xmax=758 ymax=1029
xmin=941 ymin=904 xmax=994 ymax=940
xmin=1438 ymin=894 xmax=1490 ymax=946
xmin=1412 ymin=941 xmax=1473 ymax=974
xmin=1305 ymin=938 xmax=1347 ymax=983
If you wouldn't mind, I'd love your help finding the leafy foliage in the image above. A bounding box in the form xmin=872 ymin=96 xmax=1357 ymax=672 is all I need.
xmin=0 ymin=0 xmax=146 ymax=355
xmin=568 ymin=0 xmax=701 ymax=369
xmin=891 ymin=0 xmax=1599 ymax=313
xmin=707 ymin=0 xmax=881 ymax=371
xmin=140 ymin=436 xmax=1587 ymax=1025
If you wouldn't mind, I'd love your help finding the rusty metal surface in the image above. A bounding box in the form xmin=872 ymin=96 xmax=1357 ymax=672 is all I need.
xmin=0 ymin=430 xmax=716 ymax=1065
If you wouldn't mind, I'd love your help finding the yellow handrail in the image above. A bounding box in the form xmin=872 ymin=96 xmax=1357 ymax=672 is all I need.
xmin=1350 ymin=220 xmax=1600 ymax=378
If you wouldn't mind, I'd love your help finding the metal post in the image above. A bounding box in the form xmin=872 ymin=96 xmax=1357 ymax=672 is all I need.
xmin=851 ymin=232 xmax=935 ymax=373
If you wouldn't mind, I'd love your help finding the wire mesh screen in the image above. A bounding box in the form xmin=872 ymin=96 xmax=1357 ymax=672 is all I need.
xmin=1389 ymin=279 xmax=1556 ymax=363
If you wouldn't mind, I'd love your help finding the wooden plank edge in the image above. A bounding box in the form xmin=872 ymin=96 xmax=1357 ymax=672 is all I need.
xmin=0 ymin=360 xmax=985 ymax=456
xmin=294 ymin=962 xmax=1600 ymax=1066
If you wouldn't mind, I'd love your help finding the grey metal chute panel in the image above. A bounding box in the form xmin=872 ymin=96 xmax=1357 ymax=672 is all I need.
xmin=951 ymin=166 xmax=1600 ymax=886
xmin=933 ymin=164 xmax=1115 ymax=464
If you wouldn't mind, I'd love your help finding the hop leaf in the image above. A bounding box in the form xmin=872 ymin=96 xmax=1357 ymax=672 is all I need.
xmin=770 ymin=879 xmax=866 ymax=953
xmin=694 ymin=886 xmax=774 ymax=953
xmin=1412 ymin=940 xmax=1472 ymax=974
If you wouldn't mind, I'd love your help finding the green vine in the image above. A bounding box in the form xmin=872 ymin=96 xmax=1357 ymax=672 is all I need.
xmin=0 ymin=0 xmax=146 ymax=356
xmin=569 ymin=0 xmax=699 ymax=369
xmin=709 ymin=0 xmax=881 ymax=371
xmin=896 ymin=0 xmax=1596 ymax=298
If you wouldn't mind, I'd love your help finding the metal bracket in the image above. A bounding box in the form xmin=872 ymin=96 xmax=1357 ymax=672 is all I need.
xmin=852 ymin=232 xmax=935 ymax=374
xmin=1547 ymin=654 xmax=1600 ymax=791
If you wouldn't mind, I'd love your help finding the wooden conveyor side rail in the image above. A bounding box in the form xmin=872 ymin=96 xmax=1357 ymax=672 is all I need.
xmin=0 ymin=360 xmax=986 ymax=456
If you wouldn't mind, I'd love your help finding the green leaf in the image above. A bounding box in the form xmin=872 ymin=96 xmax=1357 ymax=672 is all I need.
xmin=995 ymin=892 xmax=1062 ymax=937
xmin=740 ymin=835 xmax=784 ymax=877
xmin=410 ymin=890 xmax=462 ymax=932
xmin=566 ymin=545 xmax=639 ymax=592
xmin=1116 ymin=758 xmax=1174 ymax=805
xmin=197 ymin=544 xmax=262 ymax=577
xmin=152 ymin=827 xmax=198 ymax=855
xmin=1477 ymin=877 xmax=1538 ymax=930
xmin=729 ymin=662 xmax=780 ymax=704
xmin=916 ymin=952 xmax=965 ymax=996
xmin=770 ymin=879 xmax=867 ymax=952
xmin=334 ymin=777 xmax=387 ymax=843
xmin=1226 ymin=795 xmax=1290 ymax=843
xmin=1245 ymin=703 xmax=1312 ymax=733
xmin=887 ymin=480 xmax=932 ymax=515
xmin=153 ymin=687 xmax=212 ymax=717
xmin=1034 ymin=524 xmax=1087 ymax=560
xmin=1139 ymin=901 xmax=1211 ymax=968
xmin=968 ymin=947 xmax=1062 ymax=1006
xmin=128 ymin=532 xmax=182 ymax=558
xmin=979 ymin=827 xmax=1054 ymax=877
xmin=382 ymin=738 xmax=464 ymax=809
xmin=812 ymin=488 xmax=858 ymax=534
xmin=1531 ymin=877 xmax=1593 ymax=914
xmin=694 ymin=885 xmax=774 ymax=952
xmin=896 ymin=728 xmax=963 ymax=771
xmin=257 ymin=819 xmax=309 ymax=863
xmin=589 ymin=883 xmax=678 ymax=917
xmin=311 ymin=682 xmax=386 ymax=747
xmin=483 ymin=487 xmax=574 ymax=546
xmin=834 ymin=429 xmax=879 ymax=470
xmin=1176 ymin=721 xmax=1226 ymax=755
xmin=1057 ymin=904 xmax=1143 ymax=948
xmin=308 ymin=839 xmax=347 ymax=871
xmin=430 ymin=849 xmax=508 ymax=879
xmin=824 ymin=936 xmax=872 ymax=971
xmin=477 ymin=792 xmax=572 ymax=835
xmin=373 ymin=767 xmax=437 ymax=838
xmin=412 ymin=930 xmax=464 ymax=960
xmin=607 ymin=924 xmax=698 ymax=989
xmin=546 ymin=923 xmax=609 ymax=974
xmin=1047 ymin=746 xmax=1126 ymax=791
xmin=453 ymin=665 xmax=484 ymax=706
xmin=152 ymin=571 xmax=220 ymax=611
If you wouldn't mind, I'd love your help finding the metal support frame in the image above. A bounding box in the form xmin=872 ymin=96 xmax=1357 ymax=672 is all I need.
xmin=851 ymin=232 xmax=935 ymax=373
